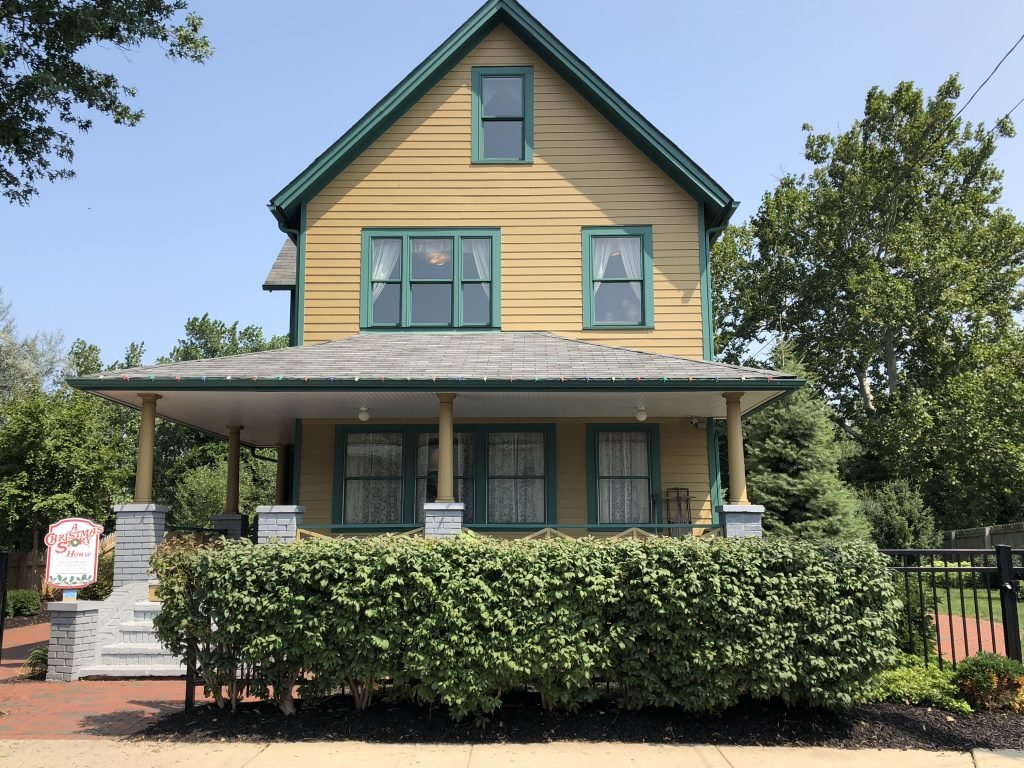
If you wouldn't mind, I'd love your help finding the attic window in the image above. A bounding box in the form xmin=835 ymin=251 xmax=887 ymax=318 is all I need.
xmin=472 ymin=66 xmax=533 ymax=163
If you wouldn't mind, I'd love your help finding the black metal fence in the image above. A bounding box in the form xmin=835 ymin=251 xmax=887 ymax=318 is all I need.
xmin=881 ymin=545 xmax=1024 ymax=667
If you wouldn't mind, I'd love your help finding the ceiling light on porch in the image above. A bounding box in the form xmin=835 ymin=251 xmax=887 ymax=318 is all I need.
xmin=358 ymin=406 xmax=370 ymax=422
xmin=634 ymin=406 xmax=647 ymax=422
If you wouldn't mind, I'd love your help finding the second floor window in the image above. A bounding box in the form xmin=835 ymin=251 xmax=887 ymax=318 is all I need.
xmin=472 ymin=66 xmax=534 ymax=163
xmin=361 ymin=229 xmax=500 ymax=329
xmin=582 ymin=226 xmax=655 ymax=329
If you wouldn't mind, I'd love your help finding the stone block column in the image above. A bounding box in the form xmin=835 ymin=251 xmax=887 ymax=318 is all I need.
xmin=256 ymin=505 xmax=305 ymax=544
xmin=718 ymin=505 xmax=765 ymax=538
xmin=211 ymin=513 xmax=243 ymax=539
xmin=113 ymin=503 xmax=167 ymax=587
xmin=46 ymin=602 xmax=100 ymax=681
xmin=424 ymin=502 xmax=464 ymax=539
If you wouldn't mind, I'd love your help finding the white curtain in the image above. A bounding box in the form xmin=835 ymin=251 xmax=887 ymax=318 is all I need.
xmin=463 ymin=238 xmax=491 ymax=298
xmin=371 ymin=239 xmax=401 ymax=299
xmin=598 ymin=432 xmax=650 ymax=525
xmin=344 ymin=434 xmax=403 ymax=524
xmin=619 ymin=236 xmax=643 ymax=301
xmin=488 ymin=433 xmax=544 ymax=523
xmin=592 ymin=237 xmax=614 ymax=298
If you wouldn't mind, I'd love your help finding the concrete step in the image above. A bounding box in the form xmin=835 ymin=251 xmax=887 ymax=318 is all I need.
xmin=100 ymin=642 xmax=178 ymax=667
xmin=118 ymin=620 xmax=159 ymax=644
xmin=79 ymin=663 xmax=185 ymax=678
xmin=132 ymin=601 xmax=161 ymax=622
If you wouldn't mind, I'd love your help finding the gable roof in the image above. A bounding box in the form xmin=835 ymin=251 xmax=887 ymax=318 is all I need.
xmin=263 ymin=239 xmax=296 ymax=291
xmin=268 ymin=0 xmax=738 ymax=233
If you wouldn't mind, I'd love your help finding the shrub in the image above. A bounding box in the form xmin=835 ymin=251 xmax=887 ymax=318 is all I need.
xmin=4 ymin=589 xmax=41 ymax=617
xmin=862 ymin=479 xmax=939 ymax=549
xmin=153 ymin=536 xmax=899 ymax=719
xmin=952 ymin=652 xmax=1024 ymax=710
xmin=20 ymin=646 xmax=48 ymax=679
xmin=78 ymin=551 xmax=114 ymax=601
xmin=866 ymin=654 xmax=972 ymax=714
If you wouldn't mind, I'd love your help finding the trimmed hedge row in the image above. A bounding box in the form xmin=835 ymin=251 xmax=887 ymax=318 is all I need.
xmin=152 ymin=535 xmax=898 ymax=719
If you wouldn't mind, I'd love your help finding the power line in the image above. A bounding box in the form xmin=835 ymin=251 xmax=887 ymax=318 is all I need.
xmin=953 ymin=30 xmax=1024 ymax=121
xmin=988 ymin=94 xmax=1024 ymax=134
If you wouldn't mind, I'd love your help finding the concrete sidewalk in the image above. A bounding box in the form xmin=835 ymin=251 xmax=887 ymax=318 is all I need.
xmin=0 ymin=740 xmax=1022 ymax=767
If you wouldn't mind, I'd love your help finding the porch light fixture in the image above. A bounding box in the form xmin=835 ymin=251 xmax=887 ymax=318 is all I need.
xmin=634 ymin=406 xmax=647 ymax=422
xmin=358 ymin=406 xmax=370 ymax=422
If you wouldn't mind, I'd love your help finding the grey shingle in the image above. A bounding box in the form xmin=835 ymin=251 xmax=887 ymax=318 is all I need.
xmin=262 ymin=240 xmax=296 ymax=290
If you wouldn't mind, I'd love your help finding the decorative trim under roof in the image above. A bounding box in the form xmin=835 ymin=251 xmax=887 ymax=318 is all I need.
xmin=267 ymin=0 xmax=738 ymax=233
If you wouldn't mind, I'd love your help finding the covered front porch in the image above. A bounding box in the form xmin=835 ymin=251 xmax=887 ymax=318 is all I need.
xmin=70 ymin=332 xmax=801 ymax=541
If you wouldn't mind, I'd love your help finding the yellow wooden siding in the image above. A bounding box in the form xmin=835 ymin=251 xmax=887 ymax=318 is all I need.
xmin=304 ymin=24 xmax=704 ymax=356
xmin=296 ymin=417 xmax=711 ymax=533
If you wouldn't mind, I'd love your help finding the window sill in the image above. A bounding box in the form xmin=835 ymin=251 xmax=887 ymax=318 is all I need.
xmin=359 ymin=326 xmax=502 ymax=333
xmin=583 ymin=324 xmax=654 ymax=331
xmin=470 ymin=158 xmax=533 ymax=165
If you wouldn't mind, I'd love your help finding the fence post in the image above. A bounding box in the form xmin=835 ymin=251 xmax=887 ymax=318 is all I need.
xmin=995 ymin=544 xmax=1022 ymax=662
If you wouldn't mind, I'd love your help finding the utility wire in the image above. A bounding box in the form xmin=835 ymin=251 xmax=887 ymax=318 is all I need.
xmin=953 ymin=31 xmax=1024 ymax=122
xmin=988 ymin=94 xmax=1024 ymax=135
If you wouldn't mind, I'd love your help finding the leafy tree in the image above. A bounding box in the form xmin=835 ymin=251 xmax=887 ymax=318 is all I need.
xmin=861 ymin=479 xmax=939 ymax=549
xmin=0 ymin=288 xmax=64 ymax=400
xmin=1 ymin=0 xmax=212 ymax=203
xmin=160 ymin=314 xmax=288 ymax=363
xmin=741 ymin=353 xmax=870 ymax=540
xmin=171 ymin=457 xmax=276 ymax=529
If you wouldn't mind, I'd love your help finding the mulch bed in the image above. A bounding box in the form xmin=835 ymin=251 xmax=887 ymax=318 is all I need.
xmin=2 ymin=610 xmax=49 ymax=631
xmin=140 ymin=691 xmax=1024 ymax=751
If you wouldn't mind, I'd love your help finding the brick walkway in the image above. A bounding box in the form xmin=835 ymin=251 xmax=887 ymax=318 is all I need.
xmin=1 ymin=623 xmax=50 ymax=681
xmin=935 ymin=613 xmax=1007 ymax=662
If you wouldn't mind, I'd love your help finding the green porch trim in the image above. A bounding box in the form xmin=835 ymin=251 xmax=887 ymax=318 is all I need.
xmin=707 ymin=418 xmax=722 ymax=524
xmin=585 ymin=423 xmax=663 ymax=528
xmin=267 ymin=0 xmax=736 ymax=232
xmin=331 ymin=423 xmax=556 ymax=529
xmin=291 ymin=419 xmax=303 ymax=505
xmin=698 ymin=202 xmax=714 ymax=361
xmin=471 ymin=66 xmax=534 ymax=164
xmin=359 ymin=228 xmax=502 ymax=330
xmin=581 ymin=225 xmax=654 ymax=330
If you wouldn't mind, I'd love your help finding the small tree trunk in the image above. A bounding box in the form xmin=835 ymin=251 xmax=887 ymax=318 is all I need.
xmin=856 ymin=367 xmax=877 ymax=415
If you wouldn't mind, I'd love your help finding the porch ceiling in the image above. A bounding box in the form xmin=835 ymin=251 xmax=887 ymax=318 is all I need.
xmin=86 ymin=388 xmax=790 ymax=447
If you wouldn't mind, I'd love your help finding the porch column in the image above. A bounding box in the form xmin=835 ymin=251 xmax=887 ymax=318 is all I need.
xmin=275 ymin=443 xmax=288 ymax=504
xmin=225 ymin=426 xmax=243 ymax=514
xmin=723 ymin=393 xmax=748 ymax=504
xmin=133 ymin=393 xmax=161 ymax=503
xmin=436 ymin=393 xmax=456 ymax=503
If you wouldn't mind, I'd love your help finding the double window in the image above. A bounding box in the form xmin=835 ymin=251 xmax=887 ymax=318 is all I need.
xmin=361 ymin=229 xmax=500 ymax=329
xmin=333 ymin=425 xmax=555 ymax=527
xmin=582 ymin=226 xmax=655 ymax=329
xmin=472 ymin=66 xmax=534 ymax=163
xmin=587 ymin=425 xmax=662 ymax=526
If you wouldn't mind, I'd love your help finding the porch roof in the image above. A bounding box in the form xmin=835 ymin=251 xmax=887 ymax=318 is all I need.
xmin=67 ymin=332 xmax=801 ymax=446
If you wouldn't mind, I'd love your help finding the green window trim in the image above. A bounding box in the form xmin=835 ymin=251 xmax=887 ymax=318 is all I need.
xmin=471 ymin=66 xmax=534 ymax=164
xmin=331 ymin=424 xmax=555 ymax=529
xmin=360 ymin=228 xmax=502 ymax=330
xmin=581 ymin=225 xmax=655 ymax=330
xmin=585 ymin=423 xmax=663 ymax=528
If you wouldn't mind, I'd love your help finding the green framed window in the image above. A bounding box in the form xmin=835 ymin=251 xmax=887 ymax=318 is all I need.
xmin=360 ymin=228 xmax=501 ymax=329
xmin=333 ymin=425 xmax=555 ymax=529
xmin=471 ymin=66 xmax=534 ymax=163
xmin=586 ymin=424 xmax=662 ymax=527
xmin=582 ymin=226 xmax=655 ymax=329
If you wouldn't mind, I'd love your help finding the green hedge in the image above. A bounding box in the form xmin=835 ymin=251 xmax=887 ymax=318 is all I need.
xmin=4 ymin=589 xmax=42 ymax=618
xmin=153 ymin=535 xmax=899 ymax=719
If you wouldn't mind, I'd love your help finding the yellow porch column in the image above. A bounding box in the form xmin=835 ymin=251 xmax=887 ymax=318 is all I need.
xmin=723 ymin=392 xmax=749 ymax=504
xmin=436 ymin=393 xmax=456 ymax=503
xmin=225 ymin=426 xmax=243 ymax=514
xmin=275 ymin=443 xmax=289 ymax=505
xmin=133 ymin=393 xmax=162 ymax=503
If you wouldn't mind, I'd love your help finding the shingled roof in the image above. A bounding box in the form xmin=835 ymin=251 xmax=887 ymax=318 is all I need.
xmin=262 ymin=239 xmax=296 ymax=290
xmin=69 ymin=332 xmax=798 ymax=391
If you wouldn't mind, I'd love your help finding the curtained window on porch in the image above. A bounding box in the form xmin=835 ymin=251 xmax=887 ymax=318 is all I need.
xmin=343 ymin=433 xmax=403 ymax=524
xmin=595 ymin=430 xmax=652 ymax=525
xmin=487 ymin=432 xmax=546 ymax=524
xmin=415 ymin=432 xmax=475 ymax=523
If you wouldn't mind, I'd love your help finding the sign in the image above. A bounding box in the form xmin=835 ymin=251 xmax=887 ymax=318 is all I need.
xmin=44 ymin=518 xmax=104 ymax=590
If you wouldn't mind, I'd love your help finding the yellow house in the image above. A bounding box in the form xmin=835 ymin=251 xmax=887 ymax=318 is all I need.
xmin=70 ymin=0 xmax=800 ymax=539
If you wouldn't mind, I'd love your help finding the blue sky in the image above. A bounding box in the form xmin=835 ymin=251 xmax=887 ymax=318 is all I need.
xmin=3 ymin=0 xmax=1023 ymax=363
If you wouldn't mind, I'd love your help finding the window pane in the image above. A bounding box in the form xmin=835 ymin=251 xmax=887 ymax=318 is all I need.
xmin=488 ymin=479 xmax=544 ymax=523
xmin=372 ymin=283 xmax=401 ymax=325
xmin=598 ymin=431 xmax=649 ymax=477
xmin=482 ymin=76 xmax=523 ymax=117
xmin=489 ymin=432 xmax=544 ymax=476
xmin=598 ymin=478 xmax=651 ymax=524
xmin=462 ymin=238 xmax=491 ymax=280
xmin=416 ymin=478 xmax=474 ymax=523
xmin=410 ymin=283 xmax=452 ymax=325
xmin=483 ymin=120 xmax=524 ymax=160
xmin=345 ymin=478 xmax=402 ymax=524
xmin=416 ymin=432 xmax=474 ymax=476
xmin=463 ymin=283 xmax=491 ymax=325
xmin=593 ymin=281 xmax=642 ymax=324
xmin=371 ymin=238 xmax=402 ymax=280
xmin=411 ymin=238 xmax=453 ymax=279
xmin=592 ymin=237 xmax=643 ymax=280
xmin=346 ymin=433 xmax=403 ymax=477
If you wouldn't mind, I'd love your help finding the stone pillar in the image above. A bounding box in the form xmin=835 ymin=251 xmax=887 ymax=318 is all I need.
xmin=436 ymin=393 xmax=456 ymax=503
xmin=723 ymin=392 xmax=749 ymax=504
xmin=256 ymin=505 xmax=304 ymax=544
xmin=225 ymin=425 xmax=242 ymax=514
xmin=719 ymin=505 xmax=765 ymax=539
xmin=113 ymin=503 xmax=167 ymax=587
xmin=133 ymin=393 xmax=161 ymax=503
xmin=46 ymin=602 xmax=100 ymax=681
xmin=211 ymin=514 xmax=243 ymax=539
xmin=275 ymin=444 xmax=289 ymax=504
xmin=423 ymin=502 xmax=465 ymax=539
